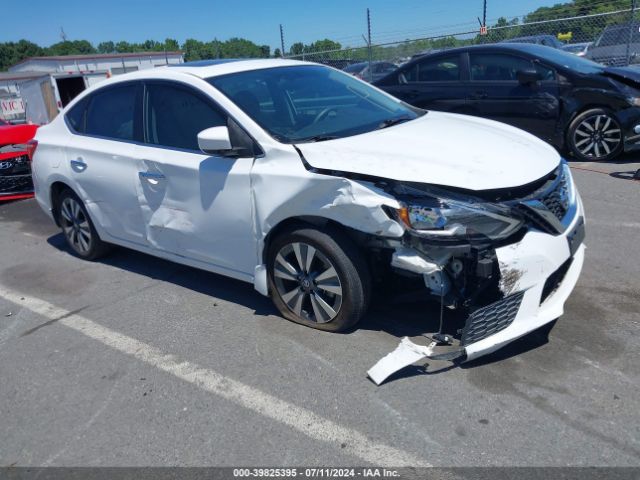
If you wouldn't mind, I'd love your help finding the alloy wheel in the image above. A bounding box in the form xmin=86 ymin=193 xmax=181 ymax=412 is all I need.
xmin=272 ymin=242 xmax=343 ymax=323
xmin=60 ymin=197 xmax=93 ymax=255
xmin=573 ymin=113 xmax=622 ymax=159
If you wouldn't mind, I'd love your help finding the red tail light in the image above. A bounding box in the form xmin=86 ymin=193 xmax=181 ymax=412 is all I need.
xmin=26 ymin=139 xmax=38 ymax=162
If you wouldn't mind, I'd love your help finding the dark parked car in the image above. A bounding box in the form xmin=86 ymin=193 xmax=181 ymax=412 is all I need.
xmin=375 ymin=43 xmax=640 ymax=161
xmin=343 ymin=61 xmax=398 ymax=82
xmin=502 ymin=35 xmax=564 ymax=49
xmin=586 ymin=21 xmax=640 ymax=66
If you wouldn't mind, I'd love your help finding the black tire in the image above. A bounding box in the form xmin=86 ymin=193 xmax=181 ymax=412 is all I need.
xmin=267 ymin=226 xmax=371 ymax=332
xmin=566 ymin=108 xmax=623 ymax=161
xmin=57 ymin=189 xmax=111 ymax=260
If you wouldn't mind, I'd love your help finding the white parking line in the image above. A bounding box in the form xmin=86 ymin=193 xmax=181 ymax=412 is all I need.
xmin=0 ymin=286 xmax=431 ymax=467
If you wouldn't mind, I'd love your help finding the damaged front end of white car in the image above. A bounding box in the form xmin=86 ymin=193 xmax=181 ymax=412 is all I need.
xmin=363 ymin=160 xmax=586 ymax=384
xmin=293 ymin=152 xmax=585 ymax=385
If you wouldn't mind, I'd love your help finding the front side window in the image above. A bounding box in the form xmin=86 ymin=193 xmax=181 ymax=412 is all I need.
xmin=85 ymin=85 xmax=138 ymax=140
xmin=470 ymin=54 xmax=534 ymax=81
xmin=208 ymin=65 xmax=421 ymax=143
xmin=145 ymin=83 xmax=227 ymax=151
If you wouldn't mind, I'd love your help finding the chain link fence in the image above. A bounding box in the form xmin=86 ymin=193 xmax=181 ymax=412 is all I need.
xmin=286 ymin=6 xmax=640 ymax=80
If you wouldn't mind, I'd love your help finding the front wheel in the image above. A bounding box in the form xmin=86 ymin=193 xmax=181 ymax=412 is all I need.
xmin=567 ymin=108 xmax=623 ymax=161
xmin=267 ymin=226 xmax=370 ymax=332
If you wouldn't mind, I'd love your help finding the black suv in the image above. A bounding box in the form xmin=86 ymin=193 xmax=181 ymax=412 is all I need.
xmin=375 ymin=43 xmax=640 ymax=161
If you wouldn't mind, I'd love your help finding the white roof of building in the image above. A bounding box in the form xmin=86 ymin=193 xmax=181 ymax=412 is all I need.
xmin=166 ymin=58 xmax=313 ymax=78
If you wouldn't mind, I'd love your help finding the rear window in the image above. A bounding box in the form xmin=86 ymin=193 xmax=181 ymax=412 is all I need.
xmin=404 ymin=55 xmax=461 ymax=82
xmin=65 ymin=98 xmax=87 ymax=133
xmin=85 ymin=85 xmax=138 ymax=140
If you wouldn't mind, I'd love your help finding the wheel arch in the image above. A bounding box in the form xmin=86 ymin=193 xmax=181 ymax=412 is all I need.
xmin=49 ymin=180 xmax=75 ymax=227
xmin=261 ymin=216 xmax=372 ymax=265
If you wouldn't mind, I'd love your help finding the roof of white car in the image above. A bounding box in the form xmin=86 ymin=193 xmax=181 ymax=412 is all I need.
xmin=167 ymin=58 xmax=314 ymax=78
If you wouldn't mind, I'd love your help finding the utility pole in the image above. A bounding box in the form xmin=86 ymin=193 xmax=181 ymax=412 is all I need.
xmin=627 ymin=0 xmax=637 ymax=65
xmin=280 ymin=24 xmax=286 ymax=58
xmin=483 ymin=0 xmax=487 ymax=29
xmin=367 ymin=8 xmax=372 ymax=82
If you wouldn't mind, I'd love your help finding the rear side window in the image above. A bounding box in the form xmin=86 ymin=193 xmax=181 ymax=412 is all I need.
xmin=85 ymin=85 xmax=139 ymax=140
xmin=145 ymin=83 xmax=227 ymax=151
xmin=470 ymin=54 xmax=534 ymax=81
xmin=66 ymin=98 xmax=87 ymax=133
xmin=404 ymin=56 xmax=461 ymax=82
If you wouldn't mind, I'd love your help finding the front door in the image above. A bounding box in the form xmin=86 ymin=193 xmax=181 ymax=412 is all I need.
xmin=136 ymin=81 xmax=256 ymax=277
xmin=467 ymin=52 xmax=560 ymax=145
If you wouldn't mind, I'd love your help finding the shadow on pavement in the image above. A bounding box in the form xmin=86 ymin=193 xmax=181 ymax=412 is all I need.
xmin=47 ymin=231 xmax=556 ymax=382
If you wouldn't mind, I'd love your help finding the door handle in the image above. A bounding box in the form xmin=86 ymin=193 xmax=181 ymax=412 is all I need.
xmin=138 ymin=171 xmax=165 ymax=180
xmin=472 ymin=91 xmax=488 ymax=99
xmin=70 ymin=158 xmax=87 ymax=171
xmin=138 ymin=171 xmax=166 ymax=185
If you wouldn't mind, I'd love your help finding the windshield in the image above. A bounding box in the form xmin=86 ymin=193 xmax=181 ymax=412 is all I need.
xmin=531 ymin=45 xmax=603 ymax=74
xmin=207 ymin=65 xmax=421 ymax=143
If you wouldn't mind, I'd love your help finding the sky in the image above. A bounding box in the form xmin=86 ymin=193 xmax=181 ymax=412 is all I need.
xmin=3 ymin=0 xmax=563 ymax=51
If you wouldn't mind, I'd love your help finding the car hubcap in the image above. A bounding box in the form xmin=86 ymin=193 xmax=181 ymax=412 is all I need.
xmin=574 ymin=114 xmax=621 ymax=158
xmin=60 ymin=197 xmax=92 ymax=254
xmin=273 ymin=242 xmax=343 ymax=323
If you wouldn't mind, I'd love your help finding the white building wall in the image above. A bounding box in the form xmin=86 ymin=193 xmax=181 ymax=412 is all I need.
xmin=9 ymin=54 xmax=184 ymax=74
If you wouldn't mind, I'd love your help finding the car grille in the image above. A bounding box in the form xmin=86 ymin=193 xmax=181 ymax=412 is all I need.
xmin=460 ymin=291 xmax=524 ymax=346
xmin=0 ymin=155 xmax=33 ymax=195
xmin=539 ymin=173 xmax=569 ymax=221
xmin=514 ymin=164 xmax=572 ymax=235
xmin=0 ymin=174 xmax=33 ymax=194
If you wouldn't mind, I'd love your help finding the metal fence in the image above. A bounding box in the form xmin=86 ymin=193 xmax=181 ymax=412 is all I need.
xmin=286 ymin=6 xmax=640 ymax=79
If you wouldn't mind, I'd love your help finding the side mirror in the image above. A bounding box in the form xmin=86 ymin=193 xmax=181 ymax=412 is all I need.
xmin=197 ymin=126 xmax=233 ymax=155
xmin=516 ymin=69 xmax=542 ymax=85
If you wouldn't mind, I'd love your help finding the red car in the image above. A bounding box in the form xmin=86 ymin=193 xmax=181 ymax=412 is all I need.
xmin=0 ymin=119 xmax=38 ymax=201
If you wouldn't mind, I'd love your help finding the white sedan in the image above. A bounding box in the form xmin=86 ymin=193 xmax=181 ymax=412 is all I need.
xmin=31 ymin=59 xmax=585 ymax=376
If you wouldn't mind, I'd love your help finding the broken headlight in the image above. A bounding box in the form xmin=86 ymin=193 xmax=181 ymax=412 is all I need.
xmin=395 ymin=192 xmax=523 ymax=241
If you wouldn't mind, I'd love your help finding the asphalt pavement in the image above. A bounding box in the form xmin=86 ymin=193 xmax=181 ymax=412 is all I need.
xmin=0 ymin=160 xmax=638 ymax=467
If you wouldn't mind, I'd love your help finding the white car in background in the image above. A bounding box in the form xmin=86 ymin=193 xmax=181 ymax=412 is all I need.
xmin=31 ymin=59 xmax=585 ymax=376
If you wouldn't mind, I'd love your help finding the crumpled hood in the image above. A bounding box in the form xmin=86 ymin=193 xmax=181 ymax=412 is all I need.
xmin=297 ymin=111 xmax=560 ymax=191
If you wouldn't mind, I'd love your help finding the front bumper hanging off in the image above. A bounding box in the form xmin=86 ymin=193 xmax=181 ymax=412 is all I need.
xmin=368 ymin=198 xmax=586 ymax=385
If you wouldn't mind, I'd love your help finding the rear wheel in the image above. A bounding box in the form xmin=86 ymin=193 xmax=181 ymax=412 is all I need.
xmin=57 ymin=190 xmax=111 ymax=260
xmin=567 ymin=108 xmax=623 ymax=161
xmin=267 ymin=226 xmax=370 ymax=332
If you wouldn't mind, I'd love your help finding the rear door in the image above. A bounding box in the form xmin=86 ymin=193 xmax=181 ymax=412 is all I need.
xmin=134 ymin=81 xmax=255 ymax=276
xmin=64 ymin=82 xmax=147 ymax=246
xmin=467 ymin=51 xmax=560 ymax=144
xmin=380 ymin=54 xmax=467 ymax=111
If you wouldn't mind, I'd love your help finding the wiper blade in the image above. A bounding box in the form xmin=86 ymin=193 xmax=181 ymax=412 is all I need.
xmin=296 ymin=134 xmax=339 ymax=143
xmin=377 ymin=116 xmax=412 ymax=129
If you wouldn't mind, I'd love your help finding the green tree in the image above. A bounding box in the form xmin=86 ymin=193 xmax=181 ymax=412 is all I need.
xmin=290 ymin=42 xmax=305 ymax=55
xmin=97 ymin=41 xmax=115 ymax=53
xmin=46 ymin=40 xmax=96 ymax=56
xmin=164 ymin=38 xmax=180 ymax=51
